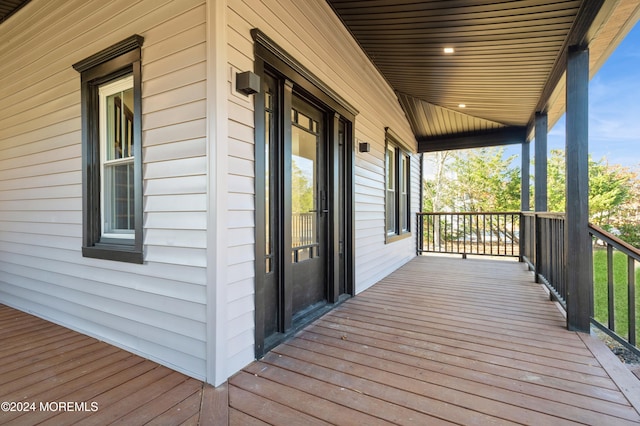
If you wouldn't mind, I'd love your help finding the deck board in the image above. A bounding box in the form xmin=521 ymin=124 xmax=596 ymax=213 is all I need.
xmin=0 ymin=304 xmax=209 ymax=425
xmin=2 ymin=256 xmax=640 ymax=425
xmin=230 ymin=256 xmax=640 ymax=425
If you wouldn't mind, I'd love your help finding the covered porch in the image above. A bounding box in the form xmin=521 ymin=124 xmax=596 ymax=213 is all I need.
xmin=225 ymin=256 xmax=640 ymax=424
xmin=4 ymin=256 xmax=638 ymax=424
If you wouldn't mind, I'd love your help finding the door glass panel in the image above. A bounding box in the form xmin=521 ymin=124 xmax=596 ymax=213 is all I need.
xmin=291 ymin=108 xmax=319 ymax=263
xmin=265 ymin=89 xmax=273 ymax=273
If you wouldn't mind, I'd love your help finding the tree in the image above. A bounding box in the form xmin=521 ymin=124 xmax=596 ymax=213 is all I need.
xmin=544 ymin=149 xmax=633 ymax=227
xmin=423 ymin=151 xmax=451 ymax=212
xmin=448 ymin=147 xmax=521 ymax=212
xmin=291 ymin=160 xmax=314 ymax=213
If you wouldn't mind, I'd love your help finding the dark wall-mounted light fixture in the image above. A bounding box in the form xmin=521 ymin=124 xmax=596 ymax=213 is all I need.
xmin=236 ymin=71 xmax=260 ymax=95
xmin=358 ymin=142 xmax=371 ymax=153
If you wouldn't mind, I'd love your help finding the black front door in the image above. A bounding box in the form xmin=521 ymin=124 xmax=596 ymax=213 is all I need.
xmin=290 ymin=95 xmax=327 ymax=321
xmin=260 ymin=76 xmax=331 ymax=351
xmin=255 ymin=46 xmax=356 ymax=356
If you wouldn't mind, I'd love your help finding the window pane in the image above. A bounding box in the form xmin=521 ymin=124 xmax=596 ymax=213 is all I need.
xmin=104 ymin=161 xmax=134 ymax=235
xmin=400 ymin=155 xmax=408 ymax=232
xmin=106 ymin=88 xmax=134 ymax=160
xmin=291 ymin=122 xmax=317 ymax=250
xmin=265 ymin=107 xmax=272 ymax=272
xmin=386 ymin=147 xmax=395 ymax=191
xmin=387 ymin=189 xmax=396 ymax=234
xmin=100 ymin=75 xmax=135 ymax=239
xmin=386 ymin=146 xmax=396 ymax=234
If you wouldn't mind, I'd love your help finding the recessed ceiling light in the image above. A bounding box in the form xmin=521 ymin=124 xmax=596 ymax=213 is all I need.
xmin=444 ymin=47 xmax=455 ymax=54
xmin=458 ymin=103 xmax=466 ymax=108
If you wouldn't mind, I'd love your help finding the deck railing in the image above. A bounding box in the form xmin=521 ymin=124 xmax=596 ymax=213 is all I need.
xmin=589 ymin=224 xmax=639 ymax=351
xmin=520 ymin=212 xmax=639 ymax=354
xmin=417 ymin=212 xmax=520 ymax=258
xmin=521 ymin=212 xmax=567 ymax=307
xmin=419 ymin=211 xmax=639 ymax=354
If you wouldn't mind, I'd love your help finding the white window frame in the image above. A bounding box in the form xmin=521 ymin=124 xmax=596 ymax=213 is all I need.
xmin=99 ymin=75 xmax=135 ymax=240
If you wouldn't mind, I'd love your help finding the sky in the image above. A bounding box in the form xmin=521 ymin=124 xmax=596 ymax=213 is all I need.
xmin=505 ymin=22 xmax=640 ymax=170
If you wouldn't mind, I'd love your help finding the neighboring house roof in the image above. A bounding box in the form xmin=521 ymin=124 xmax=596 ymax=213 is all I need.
xmin=0 ymin=0 xmax=29 ymax=24
xmin=327 ymin=0 xmax=640 ymax=151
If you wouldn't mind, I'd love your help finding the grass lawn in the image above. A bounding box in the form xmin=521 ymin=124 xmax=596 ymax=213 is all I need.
xmin=593 ymin=248 xmax=640 ymax=346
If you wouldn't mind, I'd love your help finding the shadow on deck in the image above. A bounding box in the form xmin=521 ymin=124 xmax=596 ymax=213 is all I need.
xmin=1 ymin=256 xmax=640 ymax=425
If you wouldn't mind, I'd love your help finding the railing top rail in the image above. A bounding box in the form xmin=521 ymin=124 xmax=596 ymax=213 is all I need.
xmin=589 ymin=223 xmax=640 ymax=261
xmin=521 ymin=211 xmax=566 ymax=219
xmin=417 ymin=211 xmax=521 ymax=216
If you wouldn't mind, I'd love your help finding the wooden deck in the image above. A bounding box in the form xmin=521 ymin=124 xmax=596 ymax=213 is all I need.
xmin=1 ymin=256 xmax=640 ymax=425
xmin=229 ymin=256 xmax=640 ymax=425
xmin=0 ymin=303 xmax=225 ymax=425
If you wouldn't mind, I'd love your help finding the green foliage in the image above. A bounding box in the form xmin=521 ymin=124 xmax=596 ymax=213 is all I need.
xmin=545 ymin=149 xmax=566 ymax=212
xmin=593 ymin=249 xmax=640 ymax=345
xmin=544 ymin=149 xmax=632 ymax=226
xmin=618 ymin=223 xmax=640 ymax=249
xmin=291 ymin=160 xmax=314 ymax=213
xmin=424 ymin=147 xmax=521 ymax=212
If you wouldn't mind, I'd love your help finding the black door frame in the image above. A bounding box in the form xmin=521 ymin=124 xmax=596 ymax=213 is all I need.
xmin=252 ymin=29 xmax=357 ymax=357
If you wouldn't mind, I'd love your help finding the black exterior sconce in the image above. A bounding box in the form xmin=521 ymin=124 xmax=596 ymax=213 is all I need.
xmin=236 ymin=71 xmax=260 ymax=95
xmin=359 ymin=142 xmax=371 ymax=153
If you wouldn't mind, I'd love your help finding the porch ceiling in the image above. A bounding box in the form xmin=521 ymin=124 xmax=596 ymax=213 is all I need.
xmin=0 ymin=0 xmax=28 ymax=24
xmin=327 ymin=0 xmax=640 ymax=152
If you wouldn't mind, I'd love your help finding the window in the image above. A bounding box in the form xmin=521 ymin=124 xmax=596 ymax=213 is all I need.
xmin=100 ymin=76 xmax=135 ymax=239
xmin=385 ymin=129 xmax=411 ymax=242
xmin=73 ymin=35 xmax=144 ymax=263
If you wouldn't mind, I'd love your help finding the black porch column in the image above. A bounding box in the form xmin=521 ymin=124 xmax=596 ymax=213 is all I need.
xmin=521 ymin=141 xmax=530 ymax=211
xmin=565 ymin=45 xmax=592 ymax=333
xmin=534 ymin=112 xmax=548 ymax=212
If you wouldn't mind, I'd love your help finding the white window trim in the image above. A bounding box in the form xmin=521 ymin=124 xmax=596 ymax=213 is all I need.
xmin=99 ymin=75 xmax=135 ymax=240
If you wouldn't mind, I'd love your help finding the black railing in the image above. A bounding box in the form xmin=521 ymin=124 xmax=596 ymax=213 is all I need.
xmin=521 ymin=212 xmax=638 ymax=354
xmin=521 ymin=212 xmax=567 ymax=308
xmin=589 ymin=224 xmax=639 ymax=351
xmin=419 ymin=210 xmax=639 ymax=354
xmin=417 ymin=212 xmax=520 ymax=258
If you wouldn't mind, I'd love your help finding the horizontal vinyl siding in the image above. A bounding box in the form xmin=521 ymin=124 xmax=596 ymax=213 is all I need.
xmin=225 ymin=0 xmax=419 ymax=373
xmin=229 ymin=0 xmax=418 ymax=285
xmin=0 ymin=0 xmax=209 ymax=379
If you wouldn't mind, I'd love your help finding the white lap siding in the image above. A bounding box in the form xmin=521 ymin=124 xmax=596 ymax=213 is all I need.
xmin=0 ymin=0 xmax=420 ymax=383
xmin=0 ymin=0 xmax=209 ymax=379
xmin=225 ymin=0 xmax=419 ymax=372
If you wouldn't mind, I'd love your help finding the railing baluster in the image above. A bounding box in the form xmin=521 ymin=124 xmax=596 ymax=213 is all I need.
xmin=588 ymin=223 xmax=639 ymax=355
xmin=607 ymin=244 xmax=615 ymax=331
xmin=628 ymin=256 xmax=636 ymax=347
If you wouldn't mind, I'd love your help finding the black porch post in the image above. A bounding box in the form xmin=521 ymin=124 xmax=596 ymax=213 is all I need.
xmin=521 ymin=141 xmax=530 ymax=211
xmin=534 ymin=112 xmax=548 ymax=212
xmin=565 ymin=45 xmax=592 ymax=333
